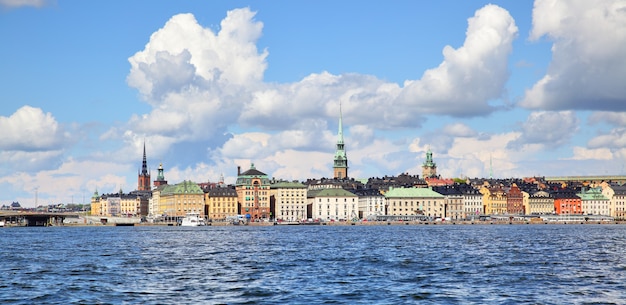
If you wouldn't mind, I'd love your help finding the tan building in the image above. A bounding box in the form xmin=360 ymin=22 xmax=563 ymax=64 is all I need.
xmin=527 ymin=190 xmax=554 ymax=214
xmin=236 ymin=164 xmax=271 ymax=221
xmin=385 ymin=187 xmax=445 ymax=218
xmin=205 ymin=185 xmax=238 ymax=220
xmin=271 ymin=180 xmax=308 ymax=221
xmin=159 ymin=181 xmax=205 ymax=218
xmin=601 ymin=183 xmax=626 ymax=219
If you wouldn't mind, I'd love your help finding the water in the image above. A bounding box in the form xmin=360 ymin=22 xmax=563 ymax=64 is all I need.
xmin=0 ymin=224 xmax=624 ymax=304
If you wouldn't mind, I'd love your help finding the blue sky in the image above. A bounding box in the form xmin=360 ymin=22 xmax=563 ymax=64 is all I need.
xmin=1 ymin=0 xmax=625 ymax=207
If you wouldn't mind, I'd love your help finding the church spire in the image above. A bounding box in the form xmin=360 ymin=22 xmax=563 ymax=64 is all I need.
xmin=333 ymin=102 xmax=348 ymax=179
xmin=138 ymin=140 xmax=151 ymax=191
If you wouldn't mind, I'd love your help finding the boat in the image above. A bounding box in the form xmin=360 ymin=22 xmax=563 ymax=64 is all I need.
xmin=180 ymin=213 xmax=206 ymax=227
xmin=0 ymin=220 xmax=4 ymax=227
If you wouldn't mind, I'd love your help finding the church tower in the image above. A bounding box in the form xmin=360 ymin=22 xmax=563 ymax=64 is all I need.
xmin=422 ymin=148 xmax=437 ymax=178
xmin=333 ymin=103 xmax=348 ymax=179
xmin=138 ymin=141 xmax=151 ymax=191
xmin=153 ymin=163 xmax=168 ymax=187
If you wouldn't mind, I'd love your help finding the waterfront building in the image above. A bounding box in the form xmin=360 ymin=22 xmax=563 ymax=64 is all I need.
xmin=578 ymin=187 xmax=610 ymax=216
xmin=150 ymin=184 xmax=166 ymax=217
xmin=138 ymin=142 xmax=151 ymax=191
xmin=601 ymin=183 xmax=626 ymax=219
xmin=271 ymin=180 xmax=308 ymax=221
xmin=90 ymin=190 xmax=101 ymax=216
xmin=552 ymin=191 xmax=582 ymax=215
xmin=421 ymin=148 xmax=437 ymax=178
xmin=506 ymin=184 xmax=525 ymax=215
xmin=351 ymin=189 xmax=386 ymax=219
xmin=205 ymin=184 xmax=238 ymax=220
xmin=367 ymin=173 xmax=427 ymax=191
xmin=385 ymin=187 xmax=445 ymax=218
xmin=312 ymin=188 xmax=358 ymax=221
xmin=432 ymin=186 xmax=464 ymax=220
xmin=236 ymin=164 xmax=271 ymax=221
xmin=90 ymin=190 xmax=148 ymax=217
xmin=460 ymin=186 xmax=483 ymax=218
xmin=159 ymin=181 xmax=205 ymax=218
xmin=333 ymin=104 xmax=348 ymax=179
xmin=527 ymin=190 xmax=554 ymax=215
xmin=480 ymin=186 xmax=507 ymax=215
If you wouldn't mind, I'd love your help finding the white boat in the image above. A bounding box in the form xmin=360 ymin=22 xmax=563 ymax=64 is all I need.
xmin=180 ymin=213 xmax=206 ymax=227
xmin=0 ymin=220 xmax=4 ymax=227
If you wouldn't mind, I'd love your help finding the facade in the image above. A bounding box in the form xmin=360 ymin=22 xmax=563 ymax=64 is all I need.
xmin=90 ymin=190 xmax=149 ymax=217
xmin=271 ymin=180 xmax=308 ymax=221
xmin=312 ymin=188 xmax=358 ymax=221
xmin=205 ymin=185 xmax=238 ymax=220
xmin=421 ymin=148 xmax=437 ymax=178
xmin=461 ymin=187 xmax=483 ymax=218
xmin=601 ymin=183 xmax=626 ymax=219
xmin=433 ymin=186 xmax=464 ymax=220
xmin=480 ymin=186 xmax=507 ymax=215
xmin=159 ymin=181 xmax=205 ymax=218
xmin=385 ymin=187 xmax=445 ymax=218
xmin=552 ymin=191 xmax=582 ymax=215
xmin=333 ymin=104 xmax=348 ymax=179
xmin=351 ymin=189 xmax=386 ymax=219
xmin=578 ymin=187 xmax=610 ymax=216
xmin=506 ymin=184 xmax=524 ymax=215
xmin=528 ymin=190 xmax=554 ymax=214
xmin=138 ymin=142 xmax=151 ymax=191
xmin=236 ymin=164 xmax=271 ymax=220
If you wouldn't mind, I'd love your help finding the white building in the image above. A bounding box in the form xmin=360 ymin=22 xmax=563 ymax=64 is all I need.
xmin=352 ymin=189 xmax=386 ymax=219
xmin=271 ymin=180 xmax=308 ymax=221
xmin=312 ymin=188 xmax=358 ymax=221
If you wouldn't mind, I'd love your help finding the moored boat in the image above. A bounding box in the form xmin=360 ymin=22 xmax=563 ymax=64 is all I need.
xmin=180 ymin=213 xmax=206 ymax=227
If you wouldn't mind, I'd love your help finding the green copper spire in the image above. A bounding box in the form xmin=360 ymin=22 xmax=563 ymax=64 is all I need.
xmin=333 ymin=102 xmax=348 ymax=178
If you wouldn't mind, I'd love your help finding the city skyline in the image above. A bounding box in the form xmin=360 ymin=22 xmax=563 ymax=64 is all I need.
xmin=1 ymin=0 xmax=625 ymax=207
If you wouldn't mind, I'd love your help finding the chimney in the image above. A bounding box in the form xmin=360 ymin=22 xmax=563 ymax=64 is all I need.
xmin=237 ymin=166 xmax=241 ymax=176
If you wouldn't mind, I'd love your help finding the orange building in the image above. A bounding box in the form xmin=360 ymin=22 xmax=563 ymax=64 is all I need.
xmin=236 ymin=164 xmax=271 ymax=221
xmin=553 ymin=191 xmax=582 ymax=215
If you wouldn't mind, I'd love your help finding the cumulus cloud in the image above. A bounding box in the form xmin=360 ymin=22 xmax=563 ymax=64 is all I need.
xmin=508 ymin=111 xmax=578 ymax=149
xmin=0 ymin=106 xmax=69 ymax=151
xmin=588 ymin=128 xmax=626 ymax=149
xmin=521 ymin=0 xmax=626 ymax=110
xmin=589 ymin=112 xmax=626 ymax=126
xmin=442 ymin=123 xmax=478 ymax=137
xmin=567 ymin=147 xmax=613 ymax=160
xmin=395 ymin=4 xmax=518 ymax=117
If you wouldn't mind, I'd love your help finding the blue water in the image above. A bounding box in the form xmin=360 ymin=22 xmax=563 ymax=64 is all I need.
xmin=0 ymin=224 xmax=624 ymax=304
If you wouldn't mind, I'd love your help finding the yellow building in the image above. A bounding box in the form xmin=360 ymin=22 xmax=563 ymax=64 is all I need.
xmin=480 ymin=186 xmax=507 ymax=215
xmin=90 ymin=190 xmax=148 ymax=217
xmin=159 ymin=181 xmax=205 ymax=218
xmin=205 ymin=186 xmax=238 ymax=220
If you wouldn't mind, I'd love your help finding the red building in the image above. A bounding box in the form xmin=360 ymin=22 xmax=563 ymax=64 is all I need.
xmin=506 ymin=184 xmax=525 ymax=215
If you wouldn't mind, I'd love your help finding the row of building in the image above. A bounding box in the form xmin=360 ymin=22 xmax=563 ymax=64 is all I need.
xmin=89 ymin=107 xmax=626 ymax=221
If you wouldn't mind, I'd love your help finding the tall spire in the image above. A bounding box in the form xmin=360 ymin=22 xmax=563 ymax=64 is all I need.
xmin=333 ymin=102 xmax=348 ymax=179
xmin=138 ymin=140 xmax=151 ymax=191
xmin=141 ymin=141 xmax=148 ymax=175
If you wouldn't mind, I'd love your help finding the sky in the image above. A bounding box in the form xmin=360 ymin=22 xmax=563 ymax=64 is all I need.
xmin=1 ymin=0 xmax=625 ymax=207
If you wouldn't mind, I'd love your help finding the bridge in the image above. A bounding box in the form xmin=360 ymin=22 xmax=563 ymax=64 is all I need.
xmin=0 ymin=211 xmax=81 ymax=227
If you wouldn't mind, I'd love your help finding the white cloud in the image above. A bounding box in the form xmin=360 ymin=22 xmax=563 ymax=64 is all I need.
xmin=509 ymin=111 xmax=579 ymax=149
xmin=0 ymin=106 xmax=69 ymax=151
xmin=442 ymin=123 xmax=478 ymax=137
xmin=589 ymin=112 xmax=626 ymax=126
xmin=395 ymin=4 xmax=518 ymax=117
xmin=567 ymin=147 xmax=613 ymax=160
xmin=588 ymin=127 xmax=626 ymax=149
xmin=521 ymin=0 xmax=626 ymax=110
